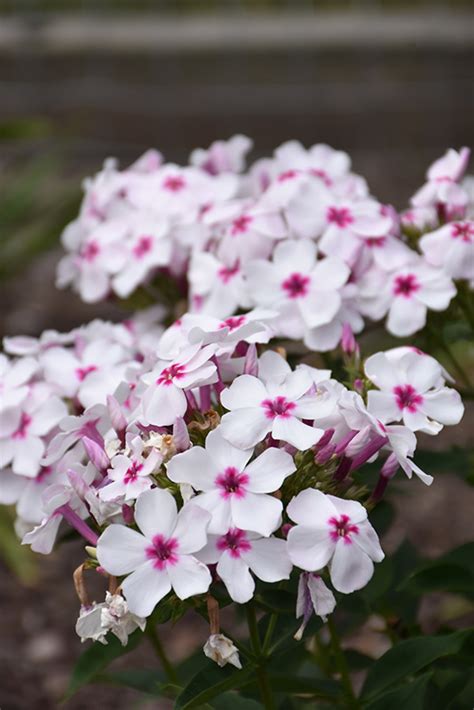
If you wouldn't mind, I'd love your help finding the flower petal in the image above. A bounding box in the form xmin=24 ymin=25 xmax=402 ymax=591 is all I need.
xmin=135 ymin=488 xmax=177 ymax=540
xmin=287 ymin=488 xmax=337 ymax=527
xmin=287 ymin=525 xmax=334 ymax=571
xmin=217 ymin=553 xmax=255 ymax=603
xmin=97 ymin=524 xmax=148 ymax=575
xmin=272 ymin=416 xmax=323 ymax=450
xmin=244 ymin=447 xmax=295 ymax=493
xmin=329 ymin=538 xmax=374 ymax=593
xmin=243 ymin=537 xmax=292 ymax=582
xmin=168 ymin=555 xmax=212 ymax=600
xmin=172 ymin=503 xmax=211 ymax=554
xmin=167 ymin=447 xmax=218 ymax=491
xmin=121 ymin=560 xmax=171 ymax=617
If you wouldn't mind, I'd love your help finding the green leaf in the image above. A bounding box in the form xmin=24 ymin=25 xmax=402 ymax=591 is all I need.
xmin=399 ymin=542 xmax=474 ymax=597
xmin=361 ymin=630 xmax=473 ymax=701
xmin=174 ymin=661 xmax=255 ymax=709
xmin=267 ymin=674 xmax=341 ymax=699
xmin=368 ymin=501 xmax=395 ymax=537
xmin=65 ymin=630 xmax=143 ymax=699
xmin=213 ymin=693 xmax=262 ymax=709
xmin=99 ymin=669 xmax=166 ymax=696
xmin=363 ymin=673 xmax=431 ymax=710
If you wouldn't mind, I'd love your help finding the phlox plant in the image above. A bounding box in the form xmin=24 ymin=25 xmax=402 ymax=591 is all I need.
xmin=1 ymin=137 xmax=473 ymax=709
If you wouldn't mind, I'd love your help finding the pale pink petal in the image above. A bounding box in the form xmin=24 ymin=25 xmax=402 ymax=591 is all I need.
xmin=353 ymin=521 xmax=384 ymax=563
xmin=142 ymin=384 xmax=187 ymax=426
xmin=327 ymin=496 xmax=368 ymax=524
xmin=367 ymin=390 xmax=400 ymax=423
xmin=329 ymin=538 xmax=374 ymax=593
xmin=387 ymin=297 xmax=427 ymax=337
xmin=364 ymin=352 xmax=401 ymax=390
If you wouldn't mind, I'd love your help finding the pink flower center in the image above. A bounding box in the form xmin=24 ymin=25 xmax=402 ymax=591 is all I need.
xmin=133 ymin=235 xmax=153 ymax=258
xmin=123 ymin=460 xmax=143 ymax=484
xmin=310 ymin=168 xmax=332 ymax=186
xmin=328 ymin=514 xmax=359 ymax=543
xmin=231 ymin=215 xmax=253 ymax=235
xmin=451 ymin=222 xmax=473 ymax=242
xmin=281 ymin=272 xmax=310 ymax=299
xmin=156 ymin=363 xmax=186 ymax=386
xmin=75 ymin=365 xmax=98 ymax=381
xmin=220 ymin=315 xmax=246 ymax=331
xmin=278 ymin=169 xmax=300 ymax=182
xmin=393 ymin=273 xmax=420 ymax=298
xmin=393 ymin=384 xmax=424 ymax=412
xmin=80 ymin=241 xmax=100 ymax=262
xmin=162 ymin=175 xmax=186 ymax=192
xmin=216 ymin=528 xmax=252 ymax=558
xmin=366 ymin=237 xmax=386 ymax=248
xmin=146 ymin=534 xmax=179 ymax=570
xmin=12 ymin=412 xmax=32 ymax=440
xmin=215 ymin=467 xmax=249 ymax=499
xmin=262 ymin=396 xmax=296 ymax=420
xmin=36 ymin=466 xmax=53 ymax=484
xmin=218 ymin=262 xmax=240 ymax=283
xmin=326 ymin=206 xmax=354 ymax=228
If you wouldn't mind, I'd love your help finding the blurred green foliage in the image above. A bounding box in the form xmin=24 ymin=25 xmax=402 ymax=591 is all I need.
xmin=0 ymin=119 xmax=81 ymax=284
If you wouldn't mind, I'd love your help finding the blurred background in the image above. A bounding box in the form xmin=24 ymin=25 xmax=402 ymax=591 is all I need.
xmin=0 ymin=2 xmax=473 ymax=709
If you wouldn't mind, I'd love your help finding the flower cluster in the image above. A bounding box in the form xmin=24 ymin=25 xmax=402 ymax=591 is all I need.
xmin=0 ymin=138 xmax=470 ymax=666
xmin=57 ymin=139 xmax=473 ymax=345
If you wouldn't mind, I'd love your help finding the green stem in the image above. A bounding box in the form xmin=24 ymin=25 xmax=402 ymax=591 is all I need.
xmin=146 ymin=623 xmax=179 ymax=684
xmin=245 ymin=604 xmax=275 ymax=710
xmin=327 ymin=617 xmax=359 ymax=709
xmin=262 ymin=612 xmax=278 ymax=654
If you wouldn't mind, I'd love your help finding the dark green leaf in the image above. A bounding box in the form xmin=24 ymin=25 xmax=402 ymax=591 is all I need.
xmin=99 ymin=669 xmax=167 ymax=696
xmin=368 ymin=501 xmax=395 ymax=537
xmin=213 ymin=693 xmax=262 ymax=709
xmin=361 ymin=630 xmax=473 ymax=701
xmin=65 ymin=630 xmax=143 ymax=699
xmin=363 ymin=673 xmax=431 ymax=710
xmin=267 ymin=674 xmax=341 ymax=699
xmin=400 ymin=543 xmax=474 ymax=597
xmin=174 ymin=661 xmax=255 ymax=709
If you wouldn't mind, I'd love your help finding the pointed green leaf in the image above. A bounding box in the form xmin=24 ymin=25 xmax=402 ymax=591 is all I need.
xmin=363 ymin=673 xmax=431 ymax=710
xmin=174 ymin=661 xmax=255 ymax=709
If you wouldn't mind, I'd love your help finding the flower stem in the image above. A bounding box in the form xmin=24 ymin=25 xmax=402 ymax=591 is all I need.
xmin=245 ymin=604 xmax=275 ymax=710
xmin=146 ymin=622 xmax=179 ymax=685
xmin=327 ymin=617 xmax=359 ymax=709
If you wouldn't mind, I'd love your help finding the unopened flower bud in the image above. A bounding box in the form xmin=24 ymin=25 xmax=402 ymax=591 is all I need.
xmin=203 ymin=633 xmax=242 ymax=669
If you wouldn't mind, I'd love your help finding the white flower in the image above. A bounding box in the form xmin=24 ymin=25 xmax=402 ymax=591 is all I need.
xmin=287 ymin=489 xmax=384 ymax=594
xmin=358 ymin=259 xmax=456 ymax=336
xmin=99 ymin=436 xmax=162 ymax=502
xmin=203 ymin=633 xmax=242 ymax=669
xmin=141 ymin=344 xmax=217 ymax=426
xmin=190 ymin=135 xmax=252 ymax=175
xmin=245 ymin=240 xmax=350 ymax=339
xmin=219 ymin=369 xmax=330 ymax=450
xmin=167 ymin=428 xmax=295 ymax=536
xmin=295 ymin=572 xmax=336 ymax=639
xmin=411 ymin=147 xmax=470 ymax=212
xmin=198 ymin=527 xmax=291 ymax=603
xmin=76 ymin=592 xmax=146 ymax=646
xmin=420 ymin=220 xmax=474 ymax=280
xmin=365 ymin=350 xmax=464 ymax=434
xmin=96 ymin=488 xmax=212 ymax=617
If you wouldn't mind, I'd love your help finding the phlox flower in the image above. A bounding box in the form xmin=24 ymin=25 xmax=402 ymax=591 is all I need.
xmin=97 ymin=488 xmax=212 ymax=617
xmin=99 ymin=436 xmax=162 ymax=502
xmin=197 ymin=527 xmax=292 ymax=603
xmin=245 ymin=240 xmax=350 ymax=339
xmin=141 ymin=344 xmax=217 ymax=426
xmin=166 ymin=428 xmax=295 ymax=536
xmin=365 ymin=350 xmax=464 ymax=434
xmin=76 ymin=592 xmax=146 ymax=646
xmin=219 ymin=367 xmax=332 ymax=450
xmin=190 ymin=134 xmax=252 ymax=175
xmin=411 ymin=147 xmax=470 ymax=215
xmin=357 ymin=259 xmax=456 ymax=336
xmin=420 ymin=220 xmax=474 ymax=281
xmin=287 ymin=489 xmax=384 ymax=594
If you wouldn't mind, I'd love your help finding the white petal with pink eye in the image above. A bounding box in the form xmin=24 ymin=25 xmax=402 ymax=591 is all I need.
xmin=387 ymin=297 xmax=427 ymax=336
xmin=258 ymin=350 xmax=292 ymax=384
xmin=135 ymin=488 xmax=177 ymax=540
xmin=217 ymin=553 xmax=255 ymax=603
xmin=0 ymin=408 xmax=21 ymax=438
xmin=367 ymin=390 xmax=400 ymax=423
xmin=97 ymin=525 xmax=148 ymax=575
xmin=272 ymin=415 xmax=322 ymax=450
xmin=193 ymin=490 xmax=233 ymax=535
xmin=220 ymin=375 xmax=268 ymax=410
xmin=172 ymin=503 xmax=211 ymax=554
xmin=353 ymin=521 xmax=385 ymax=562
xmin=243 ymin=537 xmax=292 ymax=582
xmin=0 ymin=469 xmax=26 ymax=504
xmin=298 ymin=290 xmax=341 ymax=329
xmin=205 ymin=428 xmax=254 ymax=473
xmin=142 ymin=383 xmax=187 ymax=426
xmin=0 ymin=439 xmax=15 ymax=469
xmin=312 ymin=256 xmax=350 ymax=289
xmin=401 ymin=352 xmax=442 ymax=393
xmin=121 ymin=560 xmax=172 ymax=617
xmin=167 ymin=447 xmax=219 ymax=491
xmin=231 ymin=491 xmax=282 ymax=537
xmin=328 ymin=496 xmax=368 ymax=525
xmin=287 ymin=526 xmax=334 ymax=571
xmin=329 ymin=538 xmax=374 ymax=593
xmin=277 ymin=369 xmax=313 ymax=401
xmin=273 ymin=239 xmax=317 ymax=273
xmin=244 ymin=448 xmax=295 ymax=493
xmin=167 ymin=555 xmax=212 ymax=600
xmin=29 ymin=397 xmax=68 ymax=436
xmin=287 ymin=488 xmax=338 ymax=527
xmin=176 ymin=363 xmax=217 ymax=389
xmin=421 ymin=388 xmax=464 ymax=425
xmin=403 ymin=408 xmax=430 ymax=432
xmin=219 ymin=408 xmax=271 ymax=449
